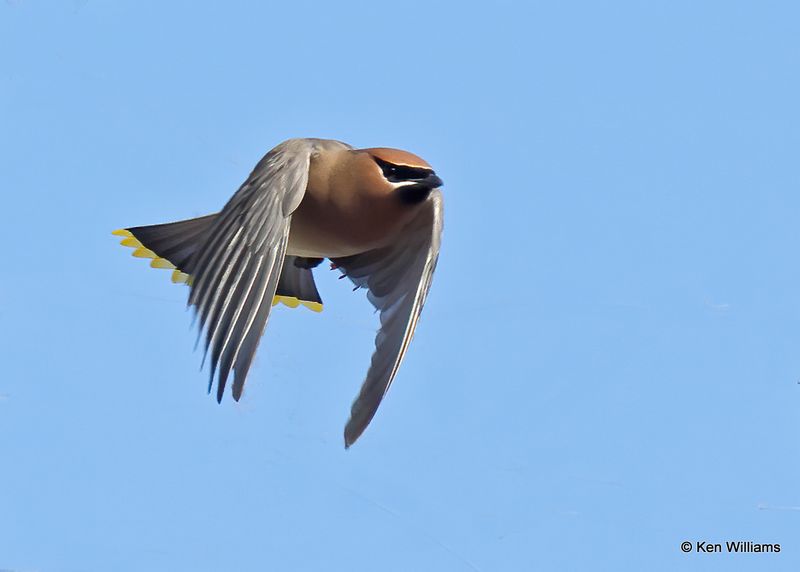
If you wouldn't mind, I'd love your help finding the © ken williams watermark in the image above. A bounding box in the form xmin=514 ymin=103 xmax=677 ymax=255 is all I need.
xmin=681 ymin=541 xmax=781 ymax=554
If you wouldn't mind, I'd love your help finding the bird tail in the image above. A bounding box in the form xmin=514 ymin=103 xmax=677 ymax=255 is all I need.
xmin=113 ymin=214 xmax=218 ymax=284
xmin=274 ymin=256 xmax=323 ymax=312
xmin=113 ymin=216 xmax=323 ymax=311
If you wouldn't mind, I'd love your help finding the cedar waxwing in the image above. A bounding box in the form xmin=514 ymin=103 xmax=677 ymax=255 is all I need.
xmin=114 ymin=138 xmax=444 ymax=447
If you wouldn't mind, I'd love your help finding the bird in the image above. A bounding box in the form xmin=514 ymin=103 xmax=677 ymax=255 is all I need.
xmin=113 ymin=138 xmax=444 ymax=447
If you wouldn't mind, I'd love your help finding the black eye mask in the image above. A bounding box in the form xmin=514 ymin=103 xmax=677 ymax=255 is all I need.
xmin=372 ymin=156 xmax=435 ymax=183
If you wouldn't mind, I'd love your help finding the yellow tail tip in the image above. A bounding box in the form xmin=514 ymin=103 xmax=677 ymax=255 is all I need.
xmin=150 ymin=258 xmax=176 ymax=270
xmin=133 ymin=246 xmax=158 ymax=259
xmin=112 ymin=229 xmax=133 ymax=237
xmin=302 ymin=301 xmax=324 ymax=313
xmin=171 ymin=270 xmax=190 ymax=284
xmin=120 ymin=237 xmax=143 ymax=248
xmin=272 ymin=295 xmax=323 ymax=312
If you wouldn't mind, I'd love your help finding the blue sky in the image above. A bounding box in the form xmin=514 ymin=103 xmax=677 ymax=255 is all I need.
xmin=1 ymin=1 xmax=799 ymax=570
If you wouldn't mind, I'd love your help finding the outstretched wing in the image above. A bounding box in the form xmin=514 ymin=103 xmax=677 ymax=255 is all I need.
xmin=332 ymin=190 xmax=444 ymax=447
xmin=188 ymin=139 xmax=315 ymax=401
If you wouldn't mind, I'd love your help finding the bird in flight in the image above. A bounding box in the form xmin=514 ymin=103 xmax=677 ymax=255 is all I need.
xmin=114 ymin=138 xmax=444 ymax=447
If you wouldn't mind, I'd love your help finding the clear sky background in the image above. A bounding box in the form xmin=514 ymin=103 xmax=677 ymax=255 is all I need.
xmin=1 ymin=1 xmax=799 ymax=571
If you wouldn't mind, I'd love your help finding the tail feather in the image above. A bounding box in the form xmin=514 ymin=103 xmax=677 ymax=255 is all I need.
xmin=114 ymin=218 xmax=323 ymax=311
xmin=274 ymin=256 xmax=323 ymax=312
xmin=120 ymin=214 xmax=218 ymax=275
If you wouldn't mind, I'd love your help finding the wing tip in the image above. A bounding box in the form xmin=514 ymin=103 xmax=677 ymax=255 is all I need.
xmin=232 ymin=382 xmax=244 ymax=402
xmin=343 ymin=420 xmax=365 ymax=449
xmin=112 ymin=228 xmax=133 ymax=237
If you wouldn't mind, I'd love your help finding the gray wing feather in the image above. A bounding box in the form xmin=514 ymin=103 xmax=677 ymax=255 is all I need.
xmin=333 ymin=190 xmax=444 ymax=447
xmin=186 ymin=139 xmax=314 ymax=401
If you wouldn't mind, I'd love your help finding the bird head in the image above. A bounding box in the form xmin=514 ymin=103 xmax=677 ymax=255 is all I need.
xmin=363 ymin=148 xmax=443 ymax=204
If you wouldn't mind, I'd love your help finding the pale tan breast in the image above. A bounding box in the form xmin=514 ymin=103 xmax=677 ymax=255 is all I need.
xmin=287 ymin=148 xmax=420 ymax=258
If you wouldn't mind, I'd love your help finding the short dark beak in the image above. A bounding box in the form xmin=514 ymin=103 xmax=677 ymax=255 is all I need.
xmin=423 ymin=173 xmax=443 ymax=188
xmin=396 ymin=173 xmax=444 ymax=204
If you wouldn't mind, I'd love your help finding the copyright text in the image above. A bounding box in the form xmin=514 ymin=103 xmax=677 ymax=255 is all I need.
xmin=681 ymin=541 xmax=780 ymax=554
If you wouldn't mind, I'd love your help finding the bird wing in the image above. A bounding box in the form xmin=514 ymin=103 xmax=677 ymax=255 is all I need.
xmin=332 ymin=190 xmax=444 ymax=447
xmin=187 ymin=139 xmax=315 ymax=401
